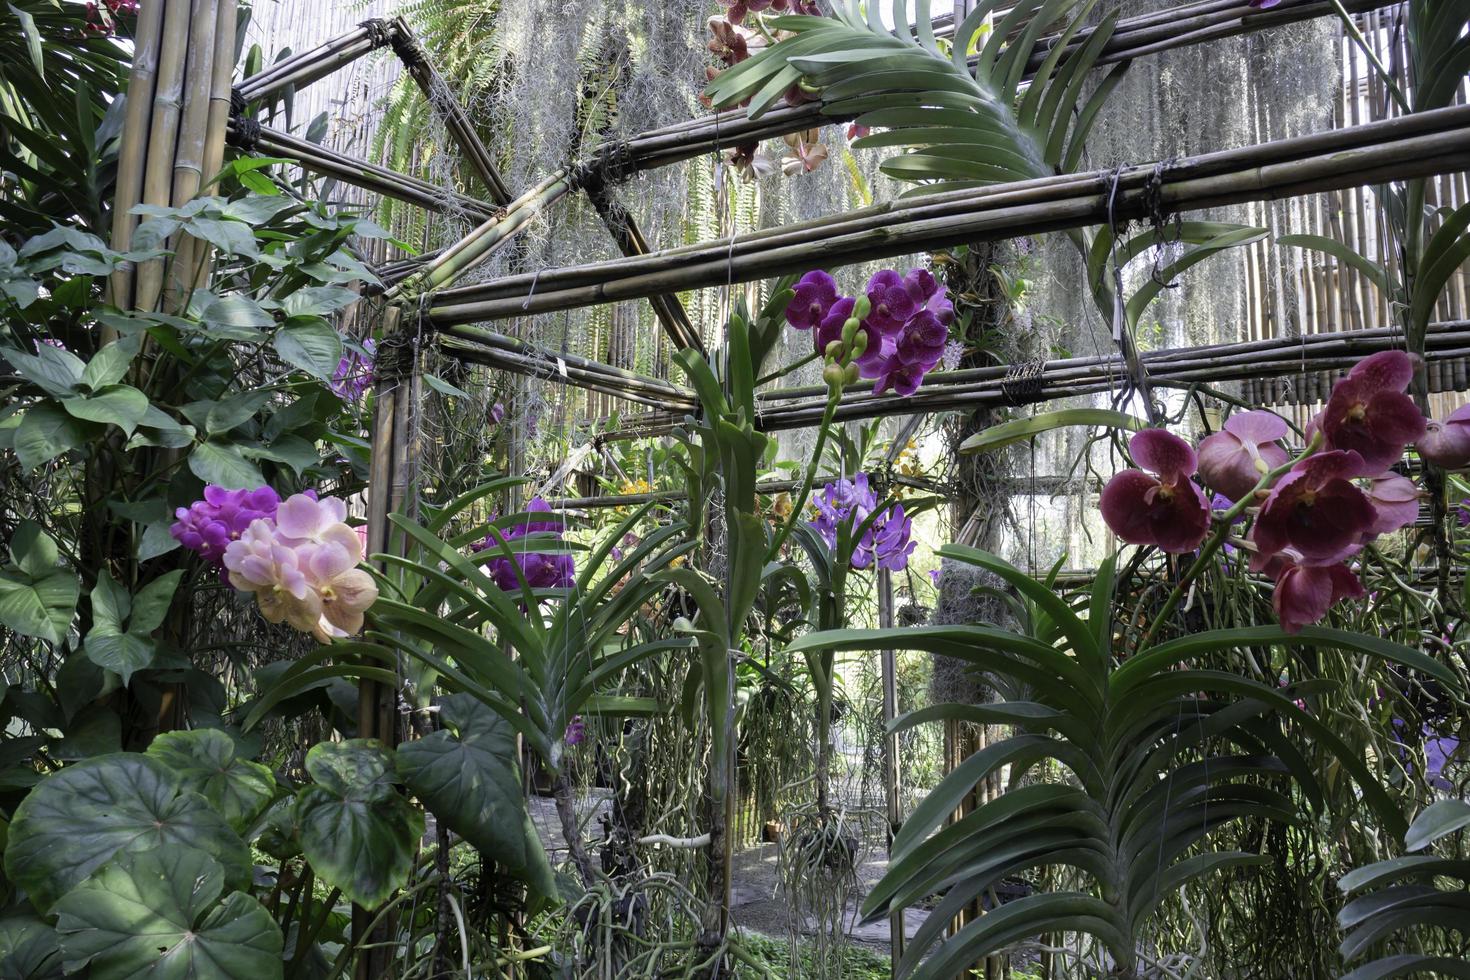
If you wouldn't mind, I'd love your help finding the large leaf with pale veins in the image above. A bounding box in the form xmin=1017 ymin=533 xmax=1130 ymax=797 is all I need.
xmin=146 ymin=730 xmax=276 ymax=834
xmin=0 ymin=916 xmax=66 ymax=979
xmin=3 ymin=754 xmax=250 ymax=912
xmin=397 ymin=694 xmax=556 ymax=901
xmin=54 ymin=848 xmax=283 ymax=980
xmin=295 ymin=739 xmax=424 ymax=907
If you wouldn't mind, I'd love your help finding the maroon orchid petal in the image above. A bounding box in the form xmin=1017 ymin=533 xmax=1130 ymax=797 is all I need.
xmin=1197 ymin=410 xmax=1291 ymax=502
xmin=1363 ymin=474 xmax=1421 ymax=537
xmin=1417 ymin=408 xmax=1470 ymax=468
xmin=1272 ymin=561 xmax=1365 ymax=633
xmin=1253 ymin=451 xmax=1375 ymax=565
xmin=1100 ymin=468 xmax=1210 ymax=554
xmin=1320 ymin=352 xmax=1427 ymax=471
xmin=1130 ymin=429 xmax=1197 ymax=482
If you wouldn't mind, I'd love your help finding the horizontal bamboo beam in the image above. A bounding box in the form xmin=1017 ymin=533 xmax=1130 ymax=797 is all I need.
xmin=543 ymin=473 xmax=940 ymax=511
xmin=435 ymin=326 xmax=698 ymax=411
xmin=425 ymin=105 xmax=1470 ymax=325
xmin=592 ymin=321 xmax=1470 ymax=439
xmin=227 ymin=121 xmax=501 ymax=220
xmin=235 ymin=19 xmax=394 ymax=104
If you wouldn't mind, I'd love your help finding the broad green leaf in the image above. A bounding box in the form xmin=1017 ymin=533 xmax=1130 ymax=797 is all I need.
xmin=9 ymin=520 xmax=58 ymax=577
xmin=83 ymin=633 xmax=153 ymax=687
xmin=13 ymin=403 xmax=89 ymax=470
xmin=5 ymin=343 xmax=84 ymax=396
xmin=0 ymin=568 xmax=78 ymax=645
xmin=4 ymin=754 xmax=250 ymax=912
xmin=185 ymin=217 xmax=258 ymax=257
xmin=280 ymin=286 xmax=359 ymax=318
xmin=147 ymin=730 xmax=276 ymax=834
xmin=295 ymin=740 xmax=423 ymax=907
xmin=959 ymin=409 xmax=1146 ymax=454
xmin=273 ymin=320 xmax=342 ymax=380
xmin=54 ymin=848 xmax=282 ymax=980
xmin=80 ymin=338 xmax=141 ymax=391
xmin=423 ymin=373 xmax=467 ymax=398
xmin=138 ymin=523 xmax=180 ymax=562
xmin=188 ymin=441 xmax=267 ymax=490
xmin=0 ymin=916 xmax=64 ymax=979
xmin=130 ymin=570 xmax=183 ymax=634
xmin=61 ymin=385 xmax=148 ymax=435
xmin=396 ymin=695 xmax=556 ymax=903
xmin=201 ymin=295 xmax=273 ymax=340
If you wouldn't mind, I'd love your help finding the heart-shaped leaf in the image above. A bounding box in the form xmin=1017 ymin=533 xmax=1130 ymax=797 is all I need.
xmin=147 ymin=730 xmax=275 ymax=834
xmin=273 ymin=320 xmax=342 ymax=380
xmin=80 ymin=338 xmax=141 ymax=391
xmin=188 ymin=441 xmax=267 ymax=490
xmin=397 ymin=695 xmax=556 ymax=901
xmin=4 ymin=754 xmax=251 ymax=912
xmin=54 ymin=848 xmax=282 ymax=980
xmin=0 ymin=568 xmax=78 ymax=645
xmin=14 ymin=402 xmax=90 ymax=470
xmin=295 ymin=740 xmax=423 ymax=908
xmin=61 ymin=385 xmax=148 ymax=435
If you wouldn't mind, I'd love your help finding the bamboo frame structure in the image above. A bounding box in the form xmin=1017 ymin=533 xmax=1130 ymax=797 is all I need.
xmin=425 ymin=105 xmax=1470 ymax=324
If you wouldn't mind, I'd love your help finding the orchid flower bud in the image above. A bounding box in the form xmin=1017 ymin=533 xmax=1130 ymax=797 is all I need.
xmin=852 ymin=295 xmax=871 ymax=320
xmin=841 ymin=316 xmax=860 ymax=346
xmin=825 ymin=339 xmax=845 ymax=361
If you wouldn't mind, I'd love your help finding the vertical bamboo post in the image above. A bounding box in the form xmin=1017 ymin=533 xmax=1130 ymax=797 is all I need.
xmin=135 ymin=0 xmax=194 ymax=312
xmin=165 ymin=0 xmax=218 ymax=306
xmin=108 ymin=0 xmax=165 ymax=312
xmin=876 ymin=567 xmax=905 ymax=972
xmin=359 ymin=304 xmax=412 ymax=979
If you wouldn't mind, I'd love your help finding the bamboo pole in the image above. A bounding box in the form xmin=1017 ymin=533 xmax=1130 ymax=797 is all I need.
xmin=583 ymin=321 xmax=1470 ymax=439
xmin=233 ymin=21 xmax=389 ymax=104
xmin=196 ymin=0 xmax=239 ymax=290
xmin=134 ymin=0 xmax=194 ymax=313
xmin=425 ymin=108 xmax=1470 ymax=324
xmin=387 ymin=17 xmax=513 ymax=206
xmin=359 ymin=304 xmax=412 ymax=980
xmin=166 ymin=0 xmax=218 ymax=307
xmin=230 ymin=122 xmax=500 ymax=220
xmin=107 ymin=0 xmax=166 ymax=311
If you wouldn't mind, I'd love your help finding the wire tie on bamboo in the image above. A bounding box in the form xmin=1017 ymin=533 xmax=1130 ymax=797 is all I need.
xmin=1144 ymin=157 xmax=1185 ymax=288
xmin=360 ymin=17 xmax=394 ymax=50
xmin=386 ymin=23 xmax=427 ymax=71
xmin=1001 ymin=360 xmax=1046 ymax=405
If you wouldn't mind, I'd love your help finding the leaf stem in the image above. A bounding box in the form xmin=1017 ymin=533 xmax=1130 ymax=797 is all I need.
xmin=765 ymin=380 xmax=842 ymax=562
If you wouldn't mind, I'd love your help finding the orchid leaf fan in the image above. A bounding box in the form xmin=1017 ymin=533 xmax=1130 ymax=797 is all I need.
xmin=787 ymin=546 xmax=1456 ymax=978
xmin=704 ymin=0 xmax=1125 ymax=198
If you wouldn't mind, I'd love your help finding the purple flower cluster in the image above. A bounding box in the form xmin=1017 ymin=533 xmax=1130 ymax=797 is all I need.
xmin=472 ymin=497 xmax=576 ymax=591
xmin=786 ymin=268 xmax=954 ymax=397
xmin=564 ymin=715 xmax=586 ymax=745
xmin=809 ymin=473 xmax=917 ymax=572
xmin=171 ymin=485 xmax=282 ymax=566
xmin=330 ymin=339 xmax=375 ymax=402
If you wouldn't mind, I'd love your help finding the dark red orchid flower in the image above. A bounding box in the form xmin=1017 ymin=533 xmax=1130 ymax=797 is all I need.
xmin=1099 ymin=429 xmax=1211 ymax=554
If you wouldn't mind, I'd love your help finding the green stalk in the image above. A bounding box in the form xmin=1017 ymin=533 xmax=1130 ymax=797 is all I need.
xmin=1138 ymin=431 xmax=1323 ymax=649
xmin=756 ymin=349 xmax=820 ymax=387
xmin=766 ymin=380 xmax=842 ymax=561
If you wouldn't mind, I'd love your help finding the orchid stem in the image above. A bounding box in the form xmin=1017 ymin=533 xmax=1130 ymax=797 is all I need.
xmin=756 ymin=350 xmax=820 ymax=387
xmin=1138 ymin=432 xmax=1323 ymax=650
xmin=766 ymin=381 xmax=842 ymax=562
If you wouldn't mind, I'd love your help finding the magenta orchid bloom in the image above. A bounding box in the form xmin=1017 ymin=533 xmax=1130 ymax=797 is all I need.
xmin=895 ymin=310 xmax=947 ymax=370
xmin=1251 ymin=451 xmax=1375 ymax=565
xmin=865 ymin=270 xmax=916 ymax=336
xmin=1099 ymin=429 xmax=1211 ymax=554
xmin=171 ymin=485 xmax=281 ymax=567
xmin=873 ymin=359 xmax=928 ymax=397
xmin=1417 ymin=403 xmax=1470 ymax=469
xmin=785 ymin=270 xmax=839 ymax=330
xmin=903 ymin=268 xmax=954 ymax=325
xmin=1196 ymin=410 xmax=1290 ymax=502
xmin=813 ymin=296 xmax=855 ymax=355
xmin=1269 ymin=558 xmax=1366 ymax=634
xmin=1362 ymin=474 xmax=1421 ymax=538
xmin=1315 ymin=350 xmax=1426 ymax=471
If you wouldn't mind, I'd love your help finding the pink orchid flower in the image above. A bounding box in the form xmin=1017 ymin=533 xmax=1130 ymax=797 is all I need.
xmin=785 ymin=270 xmax=839 ymax=330
xmin=1251 ymin=451 xmax=1375 ymax=565
xmin=1314 ymin=350 xmax=1426 ymax=472
xmin=1099 ymin=429 xmax=1211 ymax=554
xmin=223 ymin=520 xmax=323 ymax=634
xmin=1196 ymin=410 xmax=1290 ymax=502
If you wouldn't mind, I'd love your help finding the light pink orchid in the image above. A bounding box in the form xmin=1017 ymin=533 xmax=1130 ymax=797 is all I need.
xmin=1362 ymin=474 xmax=1421 ymax=538
xmin=304 ymin=535 xmax=379 ymax=641
xmin=223 ymin=520 xmax=323 ymax=634
xmin=1196 ymin=410 xmax=1290 ymax=502
xmin=1099 ymin=429 xmax=1211 ymax=554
